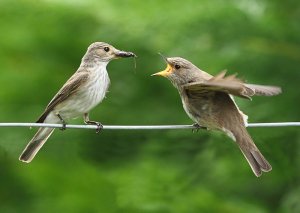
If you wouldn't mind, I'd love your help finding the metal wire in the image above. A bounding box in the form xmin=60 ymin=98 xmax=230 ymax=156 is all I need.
xmin=0 ymin=122 xmax=299 ymax=130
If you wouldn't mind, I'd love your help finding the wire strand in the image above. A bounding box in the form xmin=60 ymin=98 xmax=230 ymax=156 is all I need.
xmin=0 ymin=122 xmax=299 ymax=130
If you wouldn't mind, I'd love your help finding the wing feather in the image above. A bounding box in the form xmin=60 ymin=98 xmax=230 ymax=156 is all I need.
xmin=183 ymin=71 xmax=281 ymax=100
xmin=245 ymin=84 xmax=282 ymax=96
xmin=36 ymin=72 xmax=89 ymax=123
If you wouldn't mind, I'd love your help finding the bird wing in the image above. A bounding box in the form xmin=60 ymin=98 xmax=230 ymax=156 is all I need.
xmin=244 ymin=84 xmax=282 ymax=96
xmin=36 ymin=72 xmax=89 ymax=123
xmin=183 ymin=70 xmax=281 ymax=100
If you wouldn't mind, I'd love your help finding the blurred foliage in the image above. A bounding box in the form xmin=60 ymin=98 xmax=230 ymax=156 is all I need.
xmin=0 ymin=0 xmax=300 ymax=212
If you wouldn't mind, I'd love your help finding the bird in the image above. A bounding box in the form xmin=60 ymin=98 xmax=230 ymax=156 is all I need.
xmin=152 ymin=56 xmax=281 ymax=177
xmin=19 ymin=42 xmax=136 ymax=163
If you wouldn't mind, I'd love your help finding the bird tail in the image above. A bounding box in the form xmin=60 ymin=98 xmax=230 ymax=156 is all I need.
xmin=19 ymin=127 xmax=55 ymax=163
xmin=232 ymin=126 xmax=272 ymax=177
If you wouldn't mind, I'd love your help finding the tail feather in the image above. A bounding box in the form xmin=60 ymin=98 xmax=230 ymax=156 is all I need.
xmin=239 ymin=149 xmax=261 ymax=176
xmin=19 ymin=127 xmax=55 ymax=163
xmin=251 ymin=150 xmax=272 ymax=172
xmin=232 ymin=126 xmax=272 ymax=177
xmin=239 ymin=145 xmax=272 ymax=177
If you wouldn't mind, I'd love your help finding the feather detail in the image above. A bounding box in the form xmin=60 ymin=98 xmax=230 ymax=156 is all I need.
xmin=183 ymin=71 xmax=281 ymax=100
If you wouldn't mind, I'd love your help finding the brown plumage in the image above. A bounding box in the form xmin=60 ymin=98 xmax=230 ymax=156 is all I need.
xmin=152 ymin=57 xmax=281 ymax=177
xmin=19 ymin=42 xmax=136 ymax=163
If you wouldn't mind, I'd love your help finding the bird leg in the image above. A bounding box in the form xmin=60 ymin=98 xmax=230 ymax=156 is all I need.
xmin=56 ymin=113 xmax=67 ymax=131
xmin=84 ymin=113 xmax=103 ymax=133
xmin=192 ymin=123 xmax=207 ymax=133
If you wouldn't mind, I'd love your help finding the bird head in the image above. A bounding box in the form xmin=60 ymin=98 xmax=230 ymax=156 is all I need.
xmin=152 ymin=56 xmax=201 ymax=87
xmin=84 ymin=42 xmax=136 ymax=63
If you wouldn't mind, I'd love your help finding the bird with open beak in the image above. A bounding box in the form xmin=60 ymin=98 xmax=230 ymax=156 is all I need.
xmin=19 ymin=42 xmax=136 ymax=163
xmin=152 ymin=56 xmax=281 ymax=177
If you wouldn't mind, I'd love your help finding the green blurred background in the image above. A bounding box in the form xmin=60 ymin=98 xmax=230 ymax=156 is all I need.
xmin=0 ymin=0 xmax=299 ymax=212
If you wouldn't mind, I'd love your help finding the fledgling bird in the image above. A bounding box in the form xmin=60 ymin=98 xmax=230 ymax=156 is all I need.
xmin=152 ymin=56 xmax=281 ymax=177
xmin=19 ymin=42 xmax=136 ymax=163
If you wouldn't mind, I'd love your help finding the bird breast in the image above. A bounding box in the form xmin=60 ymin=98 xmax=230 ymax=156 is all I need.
xmin=83 ymin=66 xmax=110 ymax=111
xmin=59 ymin=66 xmax=110 ymax=118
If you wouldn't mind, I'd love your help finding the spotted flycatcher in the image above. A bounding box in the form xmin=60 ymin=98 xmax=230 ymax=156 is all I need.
xmin=19 ymin=42 xmax=136 ymax=163
xmin=152 ymin=56 xmax=281 ymax=177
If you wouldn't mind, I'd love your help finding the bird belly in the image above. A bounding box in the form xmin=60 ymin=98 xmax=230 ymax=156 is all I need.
xmin=182 ymin=99 xmax=198 ymax=123
xmin=181 ymin=96 xmax=219 ymax=130
xmin=54 ymin=69 xmax=110 ymax=120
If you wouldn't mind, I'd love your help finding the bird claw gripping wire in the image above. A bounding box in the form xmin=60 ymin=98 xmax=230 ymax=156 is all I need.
xmin=95 ymin=122 xmax=103 ymax=134
xmin=57 ymin=113 xmax=67 ymax=131
xmin=192 ymin=123 xmax=207 ymax=133
xmin=60 ymin=122 xmax=67 ymax=131
xmin=85 ymin=121 xmax=103 ymax=133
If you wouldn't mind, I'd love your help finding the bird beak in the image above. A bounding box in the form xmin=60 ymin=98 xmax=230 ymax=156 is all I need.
xmin=114 ymin=50 xmax=137 ymax=58
xmin=151 ymin=64 xmax=173 ymax=77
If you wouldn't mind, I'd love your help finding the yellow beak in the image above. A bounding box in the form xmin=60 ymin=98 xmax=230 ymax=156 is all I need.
xmin=151 ymin=64 xmax=173 ymax=77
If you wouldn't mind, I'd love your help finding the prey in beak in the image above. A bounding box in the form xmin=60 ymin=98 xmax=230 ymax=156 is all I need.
xmin=114 ymin=50 xmax=137 ymax=58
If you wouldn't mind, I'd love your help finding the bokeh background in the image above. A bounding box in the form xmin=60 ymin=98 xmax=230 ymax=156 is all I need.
xmin=0 ymin=0 xmax=299 ymax=212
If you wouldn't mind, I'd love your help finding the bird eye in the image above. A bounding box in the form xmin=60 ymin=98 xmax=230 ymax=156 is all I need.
xmin=175 ymin=64 xmax=181 ymax=69
xmin=104 ymin=47 xmax=110 ymax=52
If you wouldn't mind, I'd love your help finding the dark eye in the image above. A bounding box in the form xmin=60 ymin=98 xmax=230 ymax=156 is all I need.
xmin=104 ymin=47 xmax=110 ymax=52
xmin=175 ymin=64 xmax=181 ymax=69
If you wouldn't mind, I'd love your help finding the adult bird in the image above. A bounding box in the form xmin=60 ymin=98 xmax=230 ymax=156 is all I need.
xmin=19 ymin=42 xmax=136 ymax=163
xmin=152 ymin=56 xmax=281 ymax=177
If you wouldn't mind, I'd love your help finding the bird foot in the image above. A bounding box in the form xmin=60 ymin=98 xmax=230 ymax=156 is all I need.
xmin=57 ymin=114 xmax=67 ymax=131
xmin=60 ymin=122 xmax=67 ymax=131
xmin=85 ymin=121 xmax=103 ymax=133
xmin=192 ymin=123 xmax=206 ymax=133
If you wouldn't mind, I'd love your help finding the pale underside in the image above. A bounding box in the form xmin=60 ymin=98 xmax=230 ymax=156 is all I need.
xmin=40 ymin=65 xmax=110 ymax=124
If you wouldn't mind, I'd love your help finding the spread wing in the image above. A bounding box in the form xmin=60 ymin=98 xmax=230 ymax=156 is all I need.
xmin=244 ymin=84 xmax=282 ymax=96
xmin=183 ymin=70 xmax=282 ymax=100
xmin=36 ymin=72 xmax=89 ymax=123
